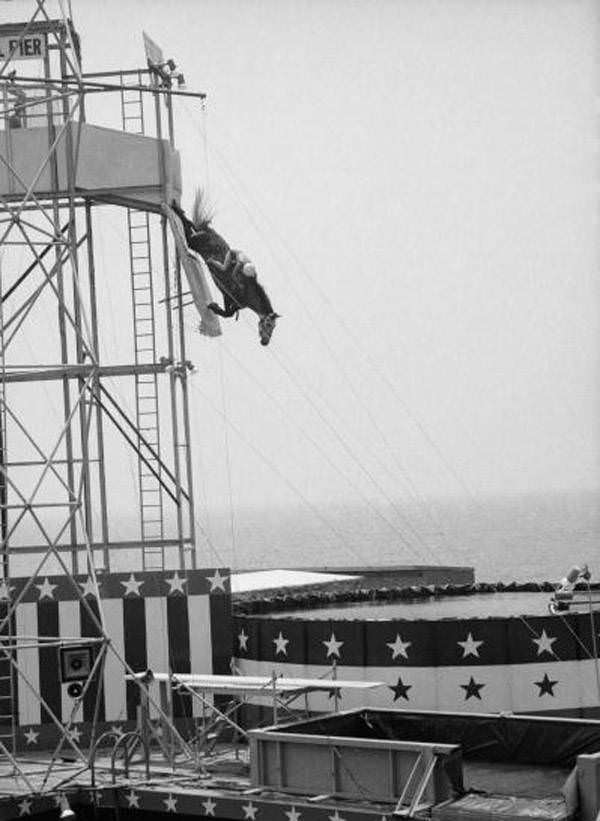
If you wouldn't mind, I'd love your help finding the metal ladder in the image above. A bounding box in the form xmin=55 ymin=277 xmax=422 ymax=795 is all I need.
xmin=0 ymin=601 xmax=16 ymax=756
xmin=120 ymin=73 xmax=165 ymax=571
xmin=393 ymin=751 xmax=437 ymax=817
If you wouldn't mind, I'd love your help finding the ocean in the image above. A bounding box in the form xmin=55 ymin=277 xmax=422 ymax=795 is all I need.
xmin=200 ymin=490 xmax=600 ymax=585
xmin=7 ymin=490 xmax=598 ymax=583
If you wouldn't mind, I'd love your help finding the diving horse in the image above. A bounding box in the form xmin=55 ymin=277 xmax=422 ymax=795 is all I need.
xmin=171 ymin=193 xmax=280 ymax=346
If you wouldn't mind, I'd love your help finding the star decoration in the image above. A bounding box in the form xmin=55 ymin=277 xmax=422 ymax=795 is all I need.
xmin=273 ymin=631 xmax=289 ymax=656
xmin=327 ymin=687 xmax=342 ymax=701
xmin=206 ymin=569 xmax=227 ymax=593
xmin=285 ymin=807 xmax=301 ymax=821
xmin=65 ymin=725 xmax=82 ymax=743
xmin=242 ymin=802 xmax=258 ymax=820
xmin=79 ymin=576 xmax=99 ymax=598
xmin=386 ymin=634 xmax=411 ymax=660
xmin=36 ymin=577 xmax=57 ymax=600
xmin=18 ymin=799 xmax=32 ymax=816
xmin=323 ymin=632 xmax=343 ymax=658
xmin=23 ymin=727 xmax=39 ymax=745
xmin=238 ymin=630 xmax=249 ymax=651
xmin=328 ymin=812 xmax=346 ymax=821
xmin=532 ymin=630 xmax=557 ymax=657
xmin=126 ymin=791 xmax=140 ymax=809
xmin=110 ymin=724 xmax=124 ymax=738
xmin=164 ymin=794 xmax=178 ymax=813
xmin=166 ymin=572 xmax=187 ymax=595
xmin=457 ymin=632 xmax=484 ymax=658
xmin=0 ymin=579 xmax=15 ymax=600
xmin=390 ymin=676 xmax=412 ymax=701
xmin=202 ymin=797 xmax=217 ymax=816
xmin=121 ymin=573 xmax=142 ymax=596
xmin=460 ymin=676 xmax=485 ymax=700
xmin=535 ymin=673 xmax=558 ymax=697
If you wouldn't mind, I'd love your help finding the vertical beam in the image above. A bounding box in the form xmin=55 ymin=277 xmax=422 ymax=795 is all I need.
xmin=85 ymin=202 xmax=110 ymax=570
xmin=61 ymin=44 xmax=94 ymax=571
xmin=154 ymin=79 xmax=185 ymax=570
xmin=45 ymin=42 xmax=78 ymax=574
xmin=166 ymin=91 xmax=196 ymax=569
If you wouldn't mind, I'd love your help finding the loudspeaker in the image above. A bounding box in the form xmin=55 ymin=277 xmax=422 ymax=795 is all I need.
xmin=67 ymin=682 xmax=83 ymax=699
xmin=59 ymin=645 xmax=94 ymax=683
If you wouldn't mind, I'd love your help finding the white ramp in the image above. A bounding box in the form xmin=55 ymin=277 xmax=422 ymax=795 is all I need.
xmin=164 ymin=204 xmax=222 ymax=338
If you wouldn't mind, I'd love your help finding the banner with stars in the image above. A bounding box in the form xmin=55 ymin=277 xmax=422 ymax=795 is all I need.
xmin=6 ymin=568 xmax=231 ymax=748
xmin=233 ymin=610 xmax=600 ymax=717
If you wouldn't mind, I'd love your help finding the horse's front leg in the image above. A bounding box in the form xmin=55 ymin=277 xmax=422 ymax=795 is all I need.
xmin=207 ymin=294 xmax=239 ymax=318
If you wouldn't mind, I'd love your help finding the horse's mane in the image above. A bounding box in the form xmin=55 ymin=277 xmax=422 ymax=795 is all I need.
xmin=191 ymin=188 xmax=214 ymax=231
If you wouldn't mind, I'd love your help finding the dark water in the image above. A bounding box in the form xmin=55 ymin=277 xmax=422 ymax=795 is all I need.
xmin=275 ymin=592 xmax=554 ymax=620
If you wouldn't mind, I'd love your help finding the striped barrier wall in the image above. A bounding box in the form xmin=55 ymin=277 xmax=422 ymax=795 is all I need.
xmin=4 ymin=567 xmax=231 ymax=750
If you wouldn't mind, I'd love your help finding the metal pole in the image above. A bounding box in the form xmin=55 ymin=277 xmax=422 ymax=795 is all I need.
xmin=165 ymin=89 xmax=197 ymax=569
xmin=45 ymin=42 xmax=79 ymax=574
xmin=61 ymin=43 xmax=94 ymax=572
xmin=85 ymin=202 xmax=110 ymax=570
xmin=154 ymin=77 xmax=185 ymax=570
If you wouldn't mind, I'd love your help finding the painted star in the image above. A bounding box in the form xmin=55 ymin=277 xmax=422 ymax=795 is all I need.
xmin=164 ymin=794 xmax=178 ymax=813
xmin=457 ymin=632 xmax=484 ymax=659
xmin=327 ymin=687 xmax=342 ymax=701
xmin=166 ymin=572 xmax=187 ymax=595
xmin=323 ymin=632 xmax=343 ymax=658
xmin=66 ymin=725 xmax=82 ymax=743
xmin=386 ymin=634 xmax=411 ymax=660
xmin=285 ymin=807 xmax=301 ymax=821
xmin=535 ymin=673 xmax=558 ymax=697
xmin=238 ymin=630 xmax=249 ymax=651
xmin=121 ymin=573 xmax=142 ymax=596
xmin=206 ymin=569 xmax=227 ymax=593
xmin=36 ymin=577 xmax=57 ymax=600
xmin=202 ymin=797 xmax=217 ymax=816
xmin=18 ymin=799 xmax=32 ymax=816
xmin=79 ymin=576 xmax=99 ymax=598
xmin=110 ymin=724 xmax=124 ymax=738
xmin=273 ymin=631 xmax=289 ymax=656
xmin=532 ymin=630 xmax=557 ymax=657
xmin=23 ymin=727 xmax=39 ymax=745
xmin=328 ymin=812 xmax=346 ymax=821
xmin=242 ymin=802 xmax=258 ymax=820
xmin=0 ymin=579 xmax=15 ymax=600
xmin=460 ymin=676 xmax=485 ymax=700
xmin=389 ymin=676 xmax=412 ymax=701
xmin=126 ymin=791 xmax=140 ymax=809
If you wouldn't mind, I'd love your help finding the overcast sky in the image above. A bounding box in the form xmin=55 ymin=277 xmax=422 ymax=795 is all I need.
xmin=3 ymin=0 xmax=599 ymax=569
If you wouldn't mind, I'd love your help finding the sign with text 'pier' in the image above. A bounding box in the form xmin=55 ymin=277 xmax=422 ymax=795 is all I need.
xmin=0 ymin=34 xmax=46 ymax=61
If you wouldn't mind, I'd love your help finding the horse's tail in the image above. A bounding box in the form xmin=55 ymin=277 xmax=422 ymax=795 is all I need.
xmin=191 ymin=188 xmax=214 ymax=230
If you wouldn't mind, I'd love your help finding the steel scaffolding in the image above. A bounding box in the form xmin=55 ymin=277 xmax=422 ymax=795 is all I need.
xmin=0 ymin=0 xmax=204 ymax=770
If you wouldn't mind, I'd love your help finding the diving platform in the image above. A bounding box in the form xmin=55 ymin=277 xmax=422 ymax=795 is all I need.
xmin=0 ymin=122 xmax=181 ymax=210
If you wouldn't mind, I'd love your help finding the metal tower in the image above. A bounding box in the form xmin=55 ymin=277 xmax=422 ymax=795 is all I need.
xmin=0 ymin=0 xmax=206 ymax=763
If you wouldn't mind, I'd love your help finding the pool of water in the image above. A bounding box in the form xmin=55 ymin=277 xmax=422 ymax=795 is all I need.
xmin=267 ymin=592 xmax=555 ymax=620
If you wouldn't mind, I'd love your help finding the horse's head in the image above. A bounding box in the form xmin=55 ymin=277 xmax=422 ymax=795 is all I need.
xmin=258 ymin=312 xmax=280 ymax=346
